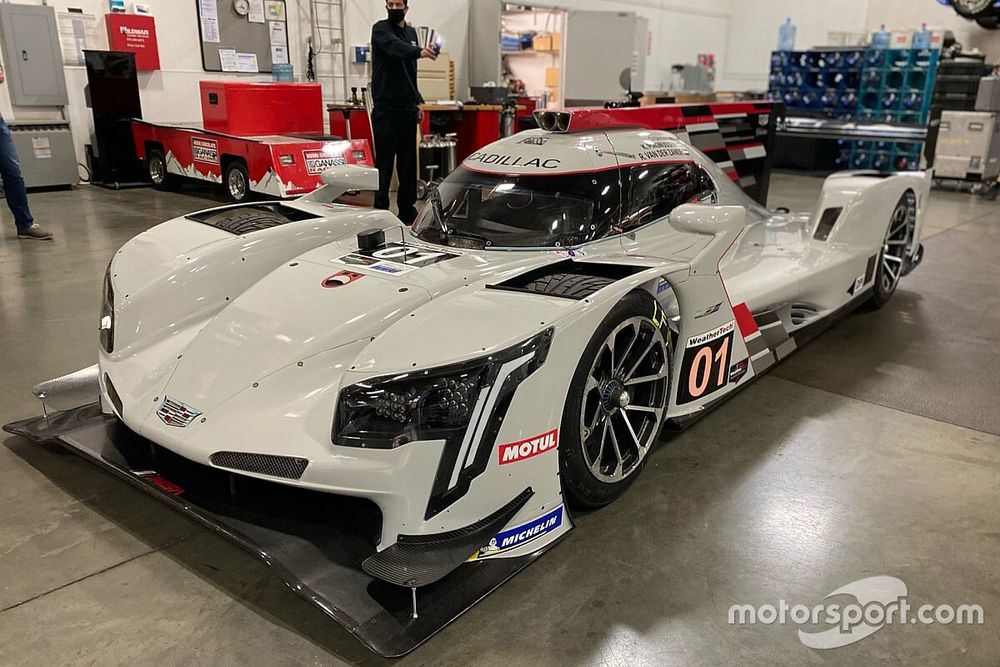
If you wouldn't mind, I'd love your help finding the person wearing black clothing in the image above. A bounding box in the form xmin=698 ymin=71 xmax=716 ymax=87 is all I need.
xmin=371 ymin=0 xmax=437 ymax=224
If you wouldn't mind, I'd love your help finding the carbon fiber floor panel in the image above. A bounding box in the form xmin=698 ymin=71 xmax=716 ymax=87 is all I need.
xmin=2 ymin=410 xmax=552 ymax=657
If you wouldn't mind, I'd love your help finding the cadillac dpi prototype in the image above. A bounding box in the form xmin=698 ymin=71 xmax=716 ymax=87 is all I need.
xmin=6 ymin=105 xmax=928 ymax=656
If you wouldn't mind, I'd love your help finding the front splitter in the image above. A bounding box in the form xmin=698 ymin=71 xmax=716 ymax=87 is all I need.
xmin=3 ymin=405 xmax=551 ymax=658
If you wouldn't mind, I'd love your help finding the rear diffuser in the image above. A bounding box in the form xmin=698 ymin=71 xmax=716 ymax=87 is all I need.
xmin=3 ymin=406 xmax=552 ymax=658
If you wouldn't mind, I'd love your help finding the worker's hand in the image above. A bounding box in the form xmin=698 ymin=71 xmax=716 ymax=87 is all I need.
xmin=420 ymin=48 xmax=438 ymax=60
xmin=0 ymin=67 xmax=5 ymax=85
xmin=417 ymin=107 xmax=424 ymax=124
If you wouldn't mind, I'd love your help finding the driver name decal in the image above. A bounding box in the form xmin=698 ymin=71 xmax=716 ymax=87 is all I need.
xmin=465 ymin=152 xmax=562 ymax=170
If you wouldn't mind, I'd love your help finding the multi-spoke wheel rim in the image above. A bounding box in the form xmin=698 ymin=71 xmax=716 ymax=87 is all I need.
xmin=149 ymin=156 xmax=165 ymax=185
xmin=228 ymin=170 xmax=247 ymax=200
xmin=881 ymin=196 xmax=914 ymax=294
xmin=580 ymin=316 xmax=670 ymax=484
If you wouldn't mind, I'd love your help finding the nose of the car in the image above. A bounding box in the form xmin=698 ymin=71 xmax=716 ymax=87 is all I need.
xmin=148 ymin=258 xmax=432 ymax=419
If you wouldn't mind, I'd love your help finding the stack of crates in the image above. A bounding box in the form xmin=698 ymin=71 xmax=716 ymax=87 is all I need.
xmin=770 ymin=48 xmax=940 ymax=172
xmin=834 ymin=139 xmax=923 ymax=172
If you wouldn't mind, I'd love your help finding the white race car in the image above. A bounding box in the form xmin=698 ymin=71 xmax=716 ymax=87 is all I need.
xmin=7 ymin=106 xmax=928 ymax=656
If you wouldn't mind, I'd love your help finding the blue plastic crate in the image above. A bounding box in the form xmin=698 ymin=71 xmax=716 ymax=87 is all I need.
xmin=772 ymin=47 xmax=940 ymax=130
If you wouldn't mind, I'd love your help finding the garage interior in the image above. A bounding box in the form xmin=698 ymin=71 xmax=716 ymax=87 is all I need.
xmin=1 ymin=0 xmax=999 ymax=665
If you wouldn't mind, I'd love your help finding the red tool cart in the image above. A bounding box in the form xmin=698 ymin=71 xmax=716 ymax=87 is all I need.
xmin=133 ymin=82 xmax=374 ymax=202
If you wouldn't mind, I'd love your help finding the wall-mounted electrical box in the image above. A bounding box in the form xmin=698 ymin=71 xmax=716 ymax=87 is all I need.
xmin=0 ymin=4 xmax=69 ymax=106
xmin=354 ymin=46 xmax=370 ymax=64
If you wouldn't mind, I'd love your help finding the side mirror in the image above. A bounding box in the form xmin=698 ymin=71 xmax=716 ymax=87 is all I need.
xmin=667 ymin=204 xmax=746 ymax=276
xmin=668 ymin=204 xmax=745 ymax=236
xmin=321 ymin=164 xmax=379 ymax=191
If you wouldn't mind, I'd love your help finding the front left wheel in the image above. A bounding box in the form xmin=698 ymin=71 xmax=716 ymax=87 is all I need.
xmin=559 ymin=290 xmax=672 ymax=509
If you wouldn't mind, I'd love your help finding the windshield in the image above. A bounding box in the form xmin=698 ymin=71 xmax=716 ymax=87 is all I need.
xmin=413 ymin=168 xmax=621 ymax=249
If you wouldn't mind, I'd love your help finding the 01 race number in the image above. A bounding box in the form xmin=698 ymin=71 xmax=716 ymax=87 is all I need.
xmin=677 ymin=321 xmax=735 ymax=405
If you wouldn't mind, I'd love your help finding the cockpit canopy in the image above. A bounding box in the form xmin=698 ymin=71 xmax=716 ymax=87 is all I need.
xmin=412 ymin=161 xmax=717 ymax=249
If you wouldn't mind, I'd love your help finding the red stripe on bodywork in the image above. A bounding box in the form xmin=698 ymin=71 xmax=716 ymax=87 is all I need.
xmin=733 ymin=303 xmax=759 ymax=338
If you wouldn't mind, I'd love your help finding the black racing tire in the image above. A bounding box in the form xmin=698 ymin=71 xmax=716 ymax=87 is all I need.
xmin=223 ymin=161 xmax=251 ymax=203
xmin=147 ymin=149 xmax=179 ymax=191
xmin=524 ymin=273 xmax=616 ymax=299
xmin=198 ymin=208 xmax=289 ymax=234
xmin=952 ymin=0 xmax=995 ymax=17
xmin=867 ymin=191 xmax=916 ymax=310
xmin=559 ymin=290 xmax=672 ymax=510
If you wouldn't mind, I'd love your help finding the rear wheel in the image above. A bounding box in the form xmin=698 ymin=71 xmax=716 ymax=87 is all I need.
xmin=975 ymin=15 xmax=1000 ymax=29
xmin=868 ymin=191 xmax=916 ymax=310
xmin=559 ymin=290 xmax=672 ymax=509
xmin=952 ymin=0 xmax=995 ymax=17
xmin=224 ymin=161 xmax=251 ymax=203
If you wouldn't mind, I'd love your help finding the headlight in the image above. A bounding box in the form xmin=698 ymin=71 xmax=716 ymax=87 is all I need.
xmin=99 ymin=264 xmax=115 ymax=354
xmin=333 ymin=329 xmax=554 ymax=451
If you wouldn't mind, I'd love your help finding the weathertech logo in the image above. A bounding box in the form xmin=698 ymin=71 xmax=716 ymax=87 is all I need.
xmin=498 ymin=428 xmax=558 ymax=465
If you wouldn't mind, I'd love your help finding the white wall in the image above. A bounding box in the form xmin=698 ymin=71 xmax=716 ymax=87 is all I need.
xmin=328 ymin=0 xmax=471 ymax=102
xmin=865 ymin=0 xmax=1000 ymax=61
xmin=717 ymin=0 xmax=1000 ymax=91
xmin=4 ymin=0 xmax=996 ymax=173
xmin=1 ymin=0 xmax=310 ymax=168
xmin=720 ymin=0 xmax=871 ymax=90
xmin=333 ymin=0 xmax=732 ymax=101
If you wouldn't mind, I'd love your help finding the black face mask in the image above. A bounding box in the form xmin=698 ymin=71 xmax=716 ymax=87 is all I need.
xmin=387 ymin=8 xmax=406 ymax=24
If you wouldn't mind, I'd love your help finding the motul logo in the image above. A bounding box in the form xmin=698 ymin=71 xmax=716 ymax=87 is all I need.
xmin=120 ymin=26 xmax=150 ymax=37
xmin=498 ymin=429 xmax=558 ymax=465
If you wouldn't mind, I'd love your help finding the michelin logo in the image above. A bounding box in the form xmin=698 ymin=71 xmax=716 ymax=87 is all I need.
xmin=473 ymin=506 xmax=564 ymax=560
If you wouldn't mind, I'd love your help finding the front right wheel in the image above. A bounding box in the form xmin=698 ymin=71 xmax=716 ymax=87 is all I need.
xmin=867 ymin=190 xmax=916 ymax=310
xmin=559 ymin=290 xmax=672 ymax=509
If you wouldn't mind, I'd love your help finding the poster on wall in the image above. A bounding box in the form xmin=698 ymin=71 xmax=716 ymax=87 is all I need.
xmin=200 ymin=0 xmax=220 ymax=42
xmin=219 ymin=48 xmax=240 ymax=72
xmin=265 ymin=1 xmax=285 ymax=22
xmin=248 ymin=0 xmax=265 ymax=24
xmin=106 ymin=13 xmax=161 ymax=71
xmin=57 ymin=9 xmax=99 ymax=65
xmin=237 ymin=52 xmax=259 ymax=73
xmin=268 ymin=20 xmax=286 ymax=47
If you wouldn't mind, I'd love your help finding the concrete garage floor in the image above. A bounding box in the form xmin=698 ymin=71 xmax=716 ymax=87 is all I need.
xmin=1 ymin=174 xmax=998 ymax=665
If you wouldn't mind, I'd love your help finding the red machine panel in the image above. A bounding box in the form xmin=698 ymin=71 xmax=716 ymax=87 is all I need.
xmin=106 ymin=14 xmax=160 ymax=71
xmin=200 ymin=82 xmax=324 ymax=136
